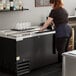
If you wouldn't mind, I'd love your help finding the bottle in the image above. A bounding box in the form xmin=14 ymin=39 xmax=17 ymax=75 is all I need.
xmin=9 ymin=0 xmax=14 ymax=10
xmin=14 ymin=0 xmax=19 ymax=10
xmin=6 ymin=0 xmax=10 ymax=10
xmin=0 ymin=0 xmax=3 ymax=10
xmin=13 ymin=0 xmax=16 ymax=10
xmin=2 ymin=0 xmax=6 ymax=10
xmin=19 ymin=0 xmax=23 ymax=10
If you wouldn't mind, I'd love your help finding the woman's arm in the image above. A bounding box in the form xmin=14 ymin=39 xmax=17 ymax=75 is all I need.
xmin=40 ymin=17 xmax=53 ymax=32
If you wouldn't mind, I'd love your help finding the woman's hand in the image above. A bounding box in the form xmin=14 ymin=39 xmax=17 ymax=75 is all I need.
xmin=39 ymin=17 xmax=53 ymax=32
xmin=39 ymin=27 xmax=44 ymax=32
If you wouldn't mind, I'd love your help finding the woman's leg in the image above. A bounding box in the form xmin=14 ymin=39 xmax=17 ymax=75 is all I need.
xmin=55 ymin=37 xmax=69 ymax=63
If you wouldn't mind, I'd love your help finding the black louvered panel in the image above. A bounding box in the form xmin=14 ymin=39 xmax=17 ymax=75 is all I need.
xmin=16 ymin=60 xmax=30 ymax=76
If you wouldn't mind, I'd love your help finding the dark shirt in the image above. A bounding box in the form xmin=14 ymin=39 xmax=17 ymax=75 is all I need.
xmin=49 ymin=7 xmax=68 ymax=26
xmin=49 ymin=7 xmax=72 ymax=38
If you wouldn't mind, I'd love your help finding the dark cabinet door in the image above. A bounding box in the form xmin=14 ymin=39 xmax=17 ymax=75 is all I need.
xmin=16 ymin=33 xmax=57 ymax=70
xmin=31 ymin=34 xmax=58 ymax=69
xmin=16 ymin=38 xmax=34 ymax=62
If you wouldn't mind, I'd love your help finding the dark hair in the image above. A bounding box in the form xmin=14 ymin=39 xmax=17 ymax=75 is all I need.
xmin=49 ymin=0 xmax=63 ymax=9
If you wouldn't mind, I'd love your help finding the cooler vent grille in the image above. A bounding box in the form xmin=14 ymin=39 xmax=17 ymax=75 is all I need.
xmin=16 ymin=60 xmax=30 ymax=76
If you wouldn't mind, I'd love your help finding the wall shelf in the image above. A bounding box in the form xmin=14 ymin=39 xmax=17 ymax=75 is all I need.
xmin=0 ymin=8 xmax=29 ymax=12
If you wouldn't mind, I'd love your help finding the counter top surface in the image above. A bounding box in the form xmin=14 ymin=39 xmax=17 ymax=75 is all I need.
xmin=62 ymin=50 xmax=76 ymax=58
xmin=0 ymin=29 xmax=55 ymax=41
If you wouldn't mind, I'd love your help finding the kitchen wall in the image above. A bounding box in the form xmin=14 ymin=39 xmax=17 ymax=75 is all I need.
xmin=0 ymin=0 xmax=76 ymax=29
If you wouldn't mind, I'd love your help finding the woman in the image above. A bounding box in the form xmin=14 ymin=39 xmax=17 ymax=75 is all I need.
xmin=40 ymin=0 xmax=72 ymax=63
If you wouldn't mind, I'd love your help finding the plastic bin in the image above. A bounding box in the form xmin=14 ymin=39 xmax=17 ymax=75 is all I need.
xmin=62 ymin=50 xmax=76 ymax=76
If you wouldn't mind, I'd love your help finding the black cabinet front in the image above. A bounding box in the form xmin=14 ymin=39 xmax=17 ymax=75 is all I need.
xmin=31 ymin=34 xmax=57 ymax=69
xmin=0 ymin=33 xmax=58 ymax=75
xmin=16 ymin=34 xmax=57 ymax=70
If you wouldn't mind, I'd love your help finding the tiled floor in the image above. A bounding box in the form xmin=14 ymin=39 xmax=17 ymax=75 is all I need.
xmin=0 ymin=63 xmax=62 ymax=76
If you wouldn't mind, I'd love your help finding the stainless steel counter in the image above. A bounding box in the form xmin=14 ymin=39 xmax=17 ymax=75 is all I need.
xmin=0 ymin=29 xmax=55 ymax=41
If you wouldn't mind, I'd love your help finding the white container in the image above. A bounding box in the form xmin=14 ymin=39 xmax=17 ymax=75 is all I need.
xmin=62 ymin=50 xmax=76 ymax=76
